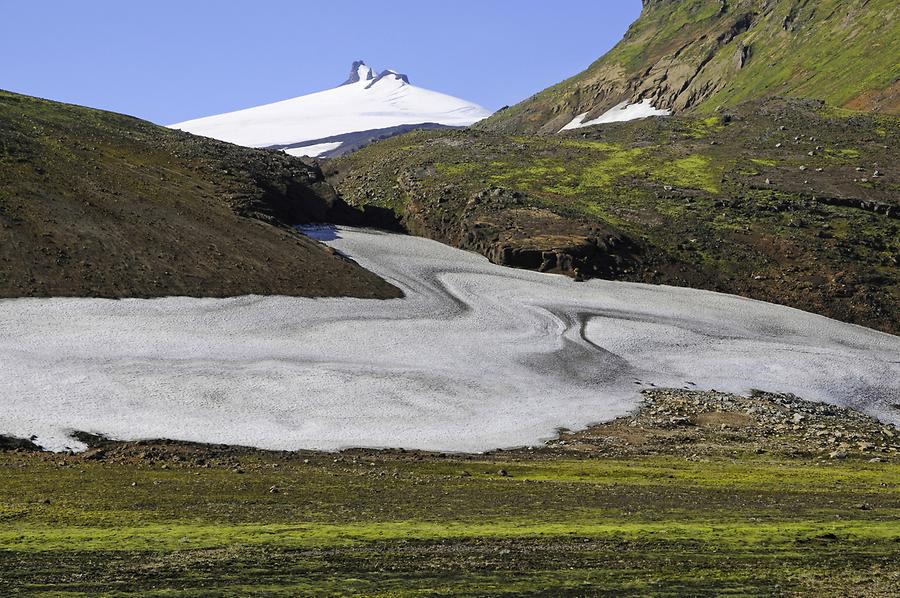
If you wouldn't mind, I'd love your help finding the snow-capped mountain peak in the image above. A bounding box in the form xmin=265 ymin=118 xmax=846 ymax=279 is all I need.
xmin=170 ymin=61 xmax=492 ymax=158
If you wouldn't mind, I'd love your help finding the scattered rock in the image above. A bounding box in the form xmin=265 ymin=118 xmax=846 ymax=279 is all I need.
xmin=81 ymin=448 xmax=106 ymax=461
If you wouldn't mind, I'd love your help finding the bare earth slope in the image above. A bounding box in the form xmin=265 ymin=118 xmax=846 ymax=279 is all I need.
xmin=481 ymin=0 xmax=900 ymax=135
xmin=0 ymin=90 xmax=400 ymax=299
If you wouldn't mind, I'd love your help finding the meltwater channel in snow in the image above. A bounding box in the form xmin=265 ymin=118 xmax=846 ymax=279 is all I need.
xmin=1 ymin=227 xmax=898 ymax=452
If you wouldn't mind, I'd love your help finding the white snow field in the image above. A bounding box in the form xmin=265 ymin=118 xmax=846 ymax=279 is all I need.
xmin=560 ymin=99 xmax=672 ymax=131
xmin=1 ymin=227 xmax=898 ymax=453
xmin=169 ymin=62 xmax=492 ymax=156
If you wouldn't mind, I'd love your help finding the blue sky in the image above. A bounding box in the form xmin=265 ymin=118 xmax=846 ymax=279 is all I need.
xmin=2 ymin=1 xmax=641 ymax=124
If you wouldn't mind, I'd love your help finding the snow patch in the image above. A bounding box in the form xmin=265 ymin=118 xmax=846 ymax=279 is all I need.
xmin=284 ymin=142 xmax=343 ymax=158
xmin=1 ymin=227 xmax=897 ymax=453
xmin=560 ymin=99 xmax=671 ymax=132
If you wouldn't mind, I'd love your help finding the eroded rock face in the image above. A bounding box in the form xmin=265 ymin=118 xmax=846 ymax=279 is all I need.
xmin=491 ymin=6 xmax=759 ymax=134
xmin=400 ymin=185 xmax=640 ymax=281
xmin=466 ymin=226 xmax=638 ymax=281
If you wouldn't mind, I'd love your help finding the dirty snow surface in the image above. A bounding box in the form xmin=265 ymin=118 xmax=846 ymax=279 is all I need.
xmin=1 ymin=227 xmax=898 ymax=453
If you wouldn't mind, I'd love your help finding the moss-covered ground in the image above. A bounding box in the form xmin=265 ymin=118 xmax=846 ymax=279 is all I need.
xmin=327 ymin=98 xmax=899 ymax=334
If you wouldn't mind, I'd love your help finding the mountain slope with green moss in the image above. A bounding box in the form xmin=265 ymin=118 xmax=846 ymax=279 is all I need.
xmin=481 ymin=0 xmax=900 ymax=135
xmin=0 ymin=90 xmax=400 ymax=299
xmin=328 ymin=98 xmax=898 ymax=333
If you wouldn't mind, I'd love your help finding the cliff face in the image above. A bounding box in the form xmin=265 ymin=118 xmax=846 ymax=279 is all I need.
xmin=482 ymin=0 xmax=900 ymax=134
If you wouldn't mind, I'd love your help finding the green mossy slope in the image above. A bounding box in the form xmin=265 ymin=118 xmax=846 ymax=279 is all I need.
xmin=482 ymin=0 xmax=900 ymax=135
xmin=329 ymin=99 xmax=899 ymax=333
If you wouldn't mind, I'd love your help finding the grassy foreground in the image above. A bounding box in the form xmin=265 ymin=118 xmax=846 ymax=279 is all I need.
xmin=1 ymin=445 xmax=898 ymax=596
